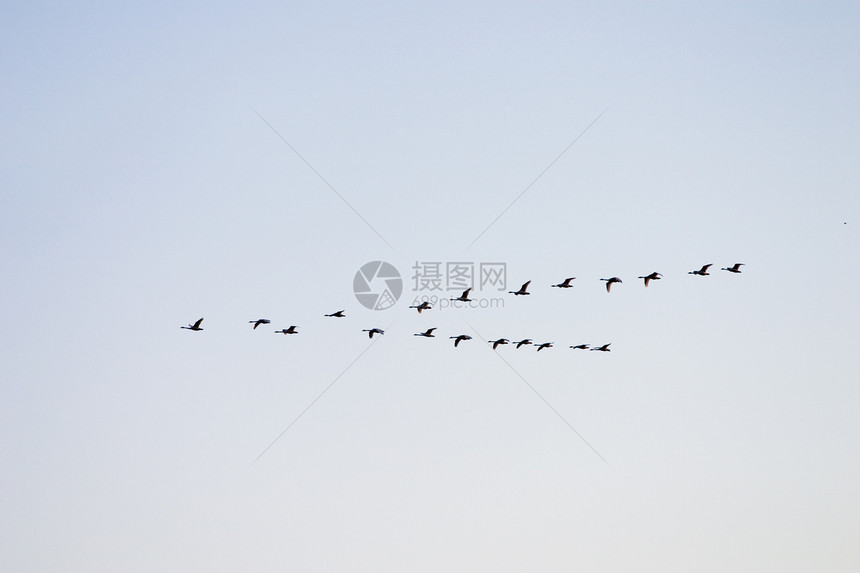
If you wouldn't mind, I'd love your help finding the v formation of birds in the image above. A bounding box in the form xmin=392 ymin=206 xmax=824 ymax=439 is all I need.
xmin=181 ymin=263 xmax=744 ymax=351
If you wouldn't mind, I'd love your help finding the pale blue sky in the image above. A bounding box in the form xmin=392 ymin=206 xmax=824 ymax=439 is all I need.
xmin=2 ymin=1 xmax=859 ymax=571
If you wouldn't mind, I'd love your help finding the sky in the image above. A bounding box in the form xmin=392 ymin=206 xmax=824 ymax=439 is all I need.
xmin=2 ymin=1 xmax=859 ymax=571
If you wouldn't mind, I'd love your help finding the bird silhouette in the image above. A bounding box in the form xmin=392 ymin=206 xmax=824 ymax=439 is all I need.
xmin=515 ymin=339 xmax=533 ymax=349
xmin=181 ymin=318 xmax=204 ymax=331
xmin=249 ymin=318 xmax=271 ymax=329
xmin=509 ymin=280 xmax=531 ymax=295
xmin=600 ymin=277 xmax=623 ymax=293
xmin=551 ymin=277 xmax=576 ymax=288
xmin=324 ymin=310 xmax=346 ymax=318
xmin=489 ymin=338 xmax=509 ymax=350
xmin=590 ymin=343 xmax=611 ymax=352
xmin=450 ymin=334 xmax=472 ymax=347
xmin=721 ymin=263 xmax=744 ymax=273
xmin=536 ymin=342 xmax=554 ymax=351
xmin=362 ymin=328 xmax=385 ymax=338
xmin=414 ymin=328 xmax=437 ymax=338
xmin=275 ymin=326 xmax=299 ymax=335
xmin=689 ymin=264 xmax=713 ymax=276
xmin=450 ymin=288 xmax=473 ymax=302
xmin=409 ymin=301 xmax=432 ymax=313
xmin=638 ymin=272 xmax=662 ymax=287
xmin=569 ymin=344 xmax=589 ymax=350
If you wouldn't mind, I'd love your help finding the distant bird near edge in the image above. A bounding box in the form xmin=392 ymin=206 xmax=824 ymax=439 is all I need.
xmin=181 ymin=318 xmax=204 ymax=331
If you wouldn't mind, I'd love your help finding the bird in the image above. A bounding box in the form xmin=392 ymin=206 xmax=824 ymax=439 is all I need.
xmin=324 ymin=310 xmax=346 ymax=318
xmin=275 ymin=326 xmax=299 ymax=335
xmin=638 ymin=272 xmax=662 ymax=287
xmin=515 ymin=338 xmax=533 ymax=349
xmin=721 ymin=263 xmax=744 ymax=273
xmin=181 ymin=318 xmax=204 ymax=331
xmin=450 ymin=334 xmax=472 ymax=347
xmin=488 ymin=338 xmax=509 ymax=350
xmin=362 ymin=328 xmax=385 ymax=338
xmin=569 ymin=344 xmax=589 ymax=350
xmin=600 ymin=277 xmax=622 ymax=292
xmin=536 ymin=342 xmax=553 ymax=351
xmin=414 ymin=328 xmax=437 ymax=338
xmin=689 ymin=264 xmax=713 ymax=276
xmin=450 ymin=288 xmax=473 ymax=302
xmin=509 ymin=280 xmax=531 ymax=295
xmin=409 ymin=301 xmax=432 ymax=313
xmin=590 ymin=343 xmax=611 ymax=352
xmin=551 ymin=277 xmax=576 ymax=288
xmin=249 ymin=318 xmax=271 ymax=329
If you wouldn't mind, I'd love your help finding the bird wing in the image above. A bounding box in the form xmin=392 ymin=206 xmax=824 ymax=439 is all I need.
xmin=193 ymin=318 xmax=203 ymax=328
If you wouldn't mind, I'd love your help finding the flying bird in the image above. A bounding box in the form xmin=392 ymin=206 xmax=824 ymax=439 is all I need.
xmin=180 ymin=318 xmax=204 ymax=331
xmin=488 ymin=338 xmax=509 ymax=350
xmin=450 ymin=334 xmax=472 ymax=347
xmin=450 ymin=288 xmax=473 ymax=302
xmin=638 ymin=272 xmax=662 ymax=287
xmin=551 ymin=277 xmax=576 ymax=288
xmin=249 ymin=318 xmax=271 ymax=330
xmin=569 ymin=344 xmax=589 ymax=350
xmin=414 ymin=328 xmax=437 ymax=338
xmin=600 ymin=277 xmax=622 ymax=292
xmin=275 ymin=326 xmax=299 ymax=335
xmin=324 ymin=310 xmax=346 ymax=318
xmin=590 ymin=343 xmax=611 ymax=352
xmin=509 ymin=280 xmax=531 ymax=295
xmin=409 ymin=301 xmax=432 ymax=313
xmin=689 ymin=264 xmax=713 ymax=276
xmin=536 ymin=342 xmax=554 ymax=351
xmin=721 ymin=263 xmax=745 ymax=273
xmin=362 ymin=328 xmax=385 ymax=338
xmin=515 ymin=338 xmax=533 ymax=349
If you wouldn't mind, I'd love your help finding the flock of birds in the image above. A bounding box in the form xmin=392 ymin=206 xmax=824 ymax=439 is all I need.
xmin=181 ymin=263 xmax=745 ymax=352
